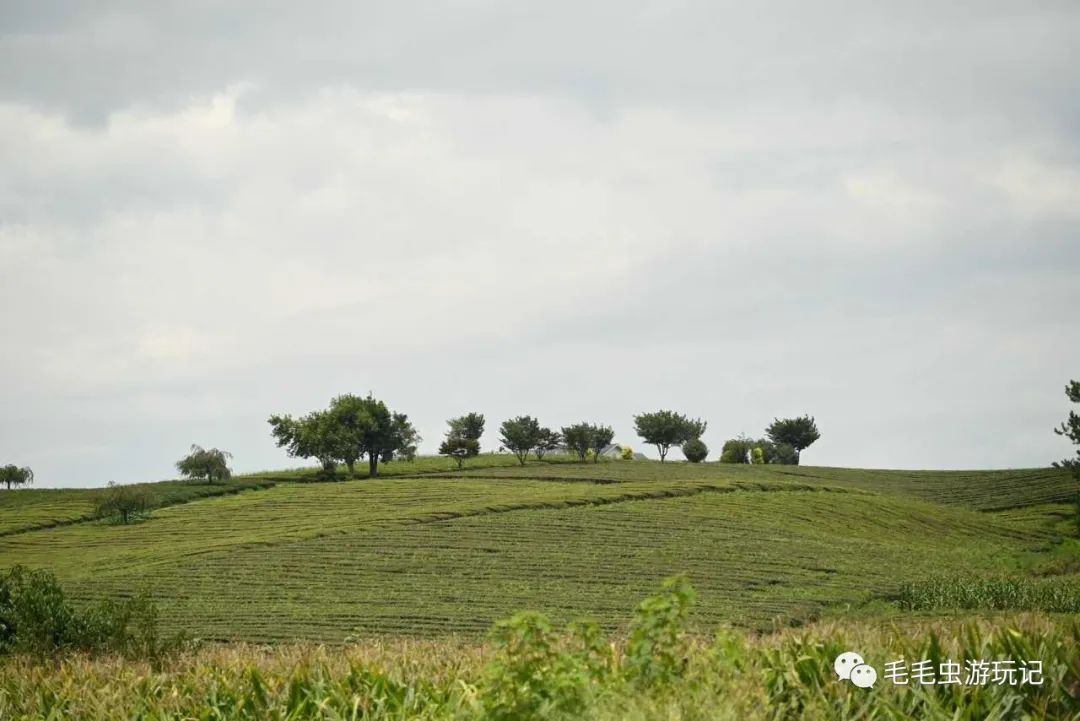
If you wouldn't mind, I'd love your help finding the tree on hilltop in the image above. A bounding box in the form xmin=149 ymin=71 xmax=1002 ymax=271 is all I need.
xmin=765 ymin=415 xmax=820 ymax=466
xmin=176 ymin=445 xmax=232 ymax=484
xmin=379 ymin=411 xmax=421 ymax=466
xmin=440 ymin=412 xmax=485 ymax=469
xmin=633 ymin=410 xmax=706 ymax=462
xmin=96 ymin=482 xmax=149 ymax=524
xmin=1052 ymin=379 xmax=1080 ymax=536
xmin=534 ymin=428 xmax=563 ymax=460
xmin=0 ymin=465 xmax=33 ymax=490
xmin=448 ymin=413 xmax=485 ymax=445
xmin=719 ymin=435 xmax=753 ymax=464
xmin=269 ymin=410 xmax=347 ymax=477
xmin=561 ymin=423 xmax=593 ymax=462
xmin=588 ymin=425 xmax=615 ymax=464
xmin=499 ymin=416 xmax=542 ymax=466
xmin=269 ymin=394 xmax=419 ymax=478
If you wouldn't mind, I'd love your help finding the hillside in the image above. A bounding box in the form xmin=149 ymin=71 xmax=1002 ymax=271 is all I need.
xmin=0 ymin=460 xmax=1075 ymax=642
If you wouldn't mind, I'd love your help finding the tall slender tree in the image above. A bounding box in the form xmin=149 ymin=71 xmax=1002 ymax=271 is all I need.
xmin=1053 ymin=379 xmax=1080 ymax=536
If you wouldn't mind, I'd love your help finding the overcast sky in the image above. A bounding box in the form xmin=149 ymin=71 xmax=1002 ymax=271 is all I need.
xmin=2 ymin=1 xmax=1079 ymax=487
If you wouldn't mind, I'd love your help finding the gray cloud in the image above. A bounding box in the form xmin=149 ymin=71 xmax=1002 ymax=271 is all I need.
xmin=1 ymin=1 xmax=1078 ymax=486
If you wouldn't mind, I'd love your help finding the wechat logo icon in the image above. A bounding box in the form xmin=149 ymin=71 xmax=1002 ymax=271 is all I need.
xmin=835 ymin=651 xmax=877 ymax=689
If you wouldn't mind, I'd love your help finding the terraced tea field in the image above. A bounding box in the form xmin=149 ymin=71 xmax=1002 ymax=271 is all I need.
xmin=0 ymin=476 xmax=277 ymax=536
xmin=0 ymin=460 xmax=1075 ymax=642
xmin=452 ymin=463 xmax=1074 ymax=510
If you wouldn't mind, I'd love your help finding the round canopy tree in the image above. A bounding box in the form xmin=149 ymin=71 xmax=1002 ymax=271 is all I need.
xmin=764 ymin=415 xmax=820 ymax=465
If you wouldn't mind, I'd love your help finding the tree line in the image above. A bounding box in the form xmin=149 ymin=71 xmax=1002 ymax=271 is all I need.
xmin=5 ymin=379 xmax=1076 ymax=541
xmin=260 ymin=394 xmax=822 ymax=474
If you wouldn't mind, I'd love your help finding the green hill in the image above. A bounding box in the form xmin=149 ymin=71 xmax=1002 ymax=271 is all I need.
xmin=0 ymin=460 xmax=1075 ymax=642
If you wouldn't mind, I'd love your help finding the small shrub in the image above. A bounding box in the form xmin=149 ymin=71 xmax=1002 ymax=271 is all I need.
xmin=770 ymin=442 xmax=800 ymax=465
xmin=682 ymin=438 xmax=708 ymax=463
xmin=95 ymin=483 xmax=150 ymax=524
xmin=620 ymin=446 xmax=634 ymax=461
xmin=481 ymin=611 xmax=606 ymax=720
xmin=624 ymin=574 xmax=697 ymax=688
xmin=719 ymin=436 xmax=753 ymax=463
xmin=751 ymin=447 xmax=765 ymax=464
xmin=0 ymin=565 xmax=75 ymax=656
xmin=0 ymin=565 xmax=183 ymax=662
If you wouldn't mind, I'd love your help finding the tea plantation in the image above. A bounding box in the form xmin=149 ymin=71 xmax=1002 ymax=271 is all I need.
xmin=0 ymin=459 xmax=1075 ymax=642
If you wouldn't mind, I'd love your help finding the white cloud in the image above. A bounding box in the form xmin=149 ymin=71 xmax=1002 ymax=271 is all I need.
xmin=1 ymin=2 xmax=1078 ymax=485
xmin=990 ymin=153 xmax=1080 ymax=219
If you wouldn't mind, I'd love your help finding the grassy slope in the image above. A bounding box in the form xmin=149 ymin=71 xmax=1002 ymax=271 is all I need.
xmin=0 ymin=460 xmax=1073 ymax=642
xmin=0 ymin=454 xmax=575 ymax=536
xmin=451 ymin=463 xmax=1075 ymax=510
xmin=0 ymin=477 xmax=277 ymax=536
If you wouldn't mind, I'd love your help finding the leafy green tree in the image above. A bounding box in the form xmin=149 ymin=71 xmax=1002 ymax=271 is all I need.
xmin=534 ymin=428 xmax=563 ymax=460
xmin=439 ymin=413 xmax=485 ymax=468
xmin=448 ymin=412 xmax=485 ymax=445
xmin=269 ymin=394 xmax=418 ymax=478
xmin=771 ymin=442 xmax=800 ymax=465
xmin=633 ymin=410 xmax=706 ymax=462
xmin=380 ymin=412 xmax=421 ymax=465
xmin=719 ymin=436 xmax=753 ymax=463
xmin=682 ymin=438 xmax=708 ymax=463
xmin=765 ymin=415 xmax=820 ymax=465
xmin=749 ymin=438 xmax=775 ymax=463
xmin=561 ymin=423 xmax=593 ymax=462
xmin=625 ymin=575 xmax=697 ymax=687
xmin=0 ymin=465 xmax=33 ymax=490
xmin=439 ymin=436 xmax=480 ymax=469
xmin=175 ymin=445 xmax=232 ymax=484
xmin=751 ymin=447 xmax=765 ymax=464
xmin=268 ymin=411 xmax=344 ymax=477
xmin=1052 ymin=379 xmax=1080 ymax=536
xmin=352 ymin=397 xmax=419 ymax=475
xmin=96 ymin=482 xmax=149 ymax=524
xmin=588 ymin=426 xmax=615 ymax=464
xmin=634 ymin=411 xmax=706 ymax=462
xmin=499 ymin=416 xmax=542 ymax=465
xmin=326 ymin=395 xmax=376 ymax=475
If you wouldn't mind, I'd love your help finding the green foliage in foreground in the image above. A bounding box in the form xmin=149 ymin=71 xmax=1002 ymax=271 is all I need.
xmin=898 ymin=576 xmax=1080 ymax=613
xmin=1 ymin=579 xmax=1077 ymax=720
xmin=0 ymin=565 xmax=181 ymax=664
